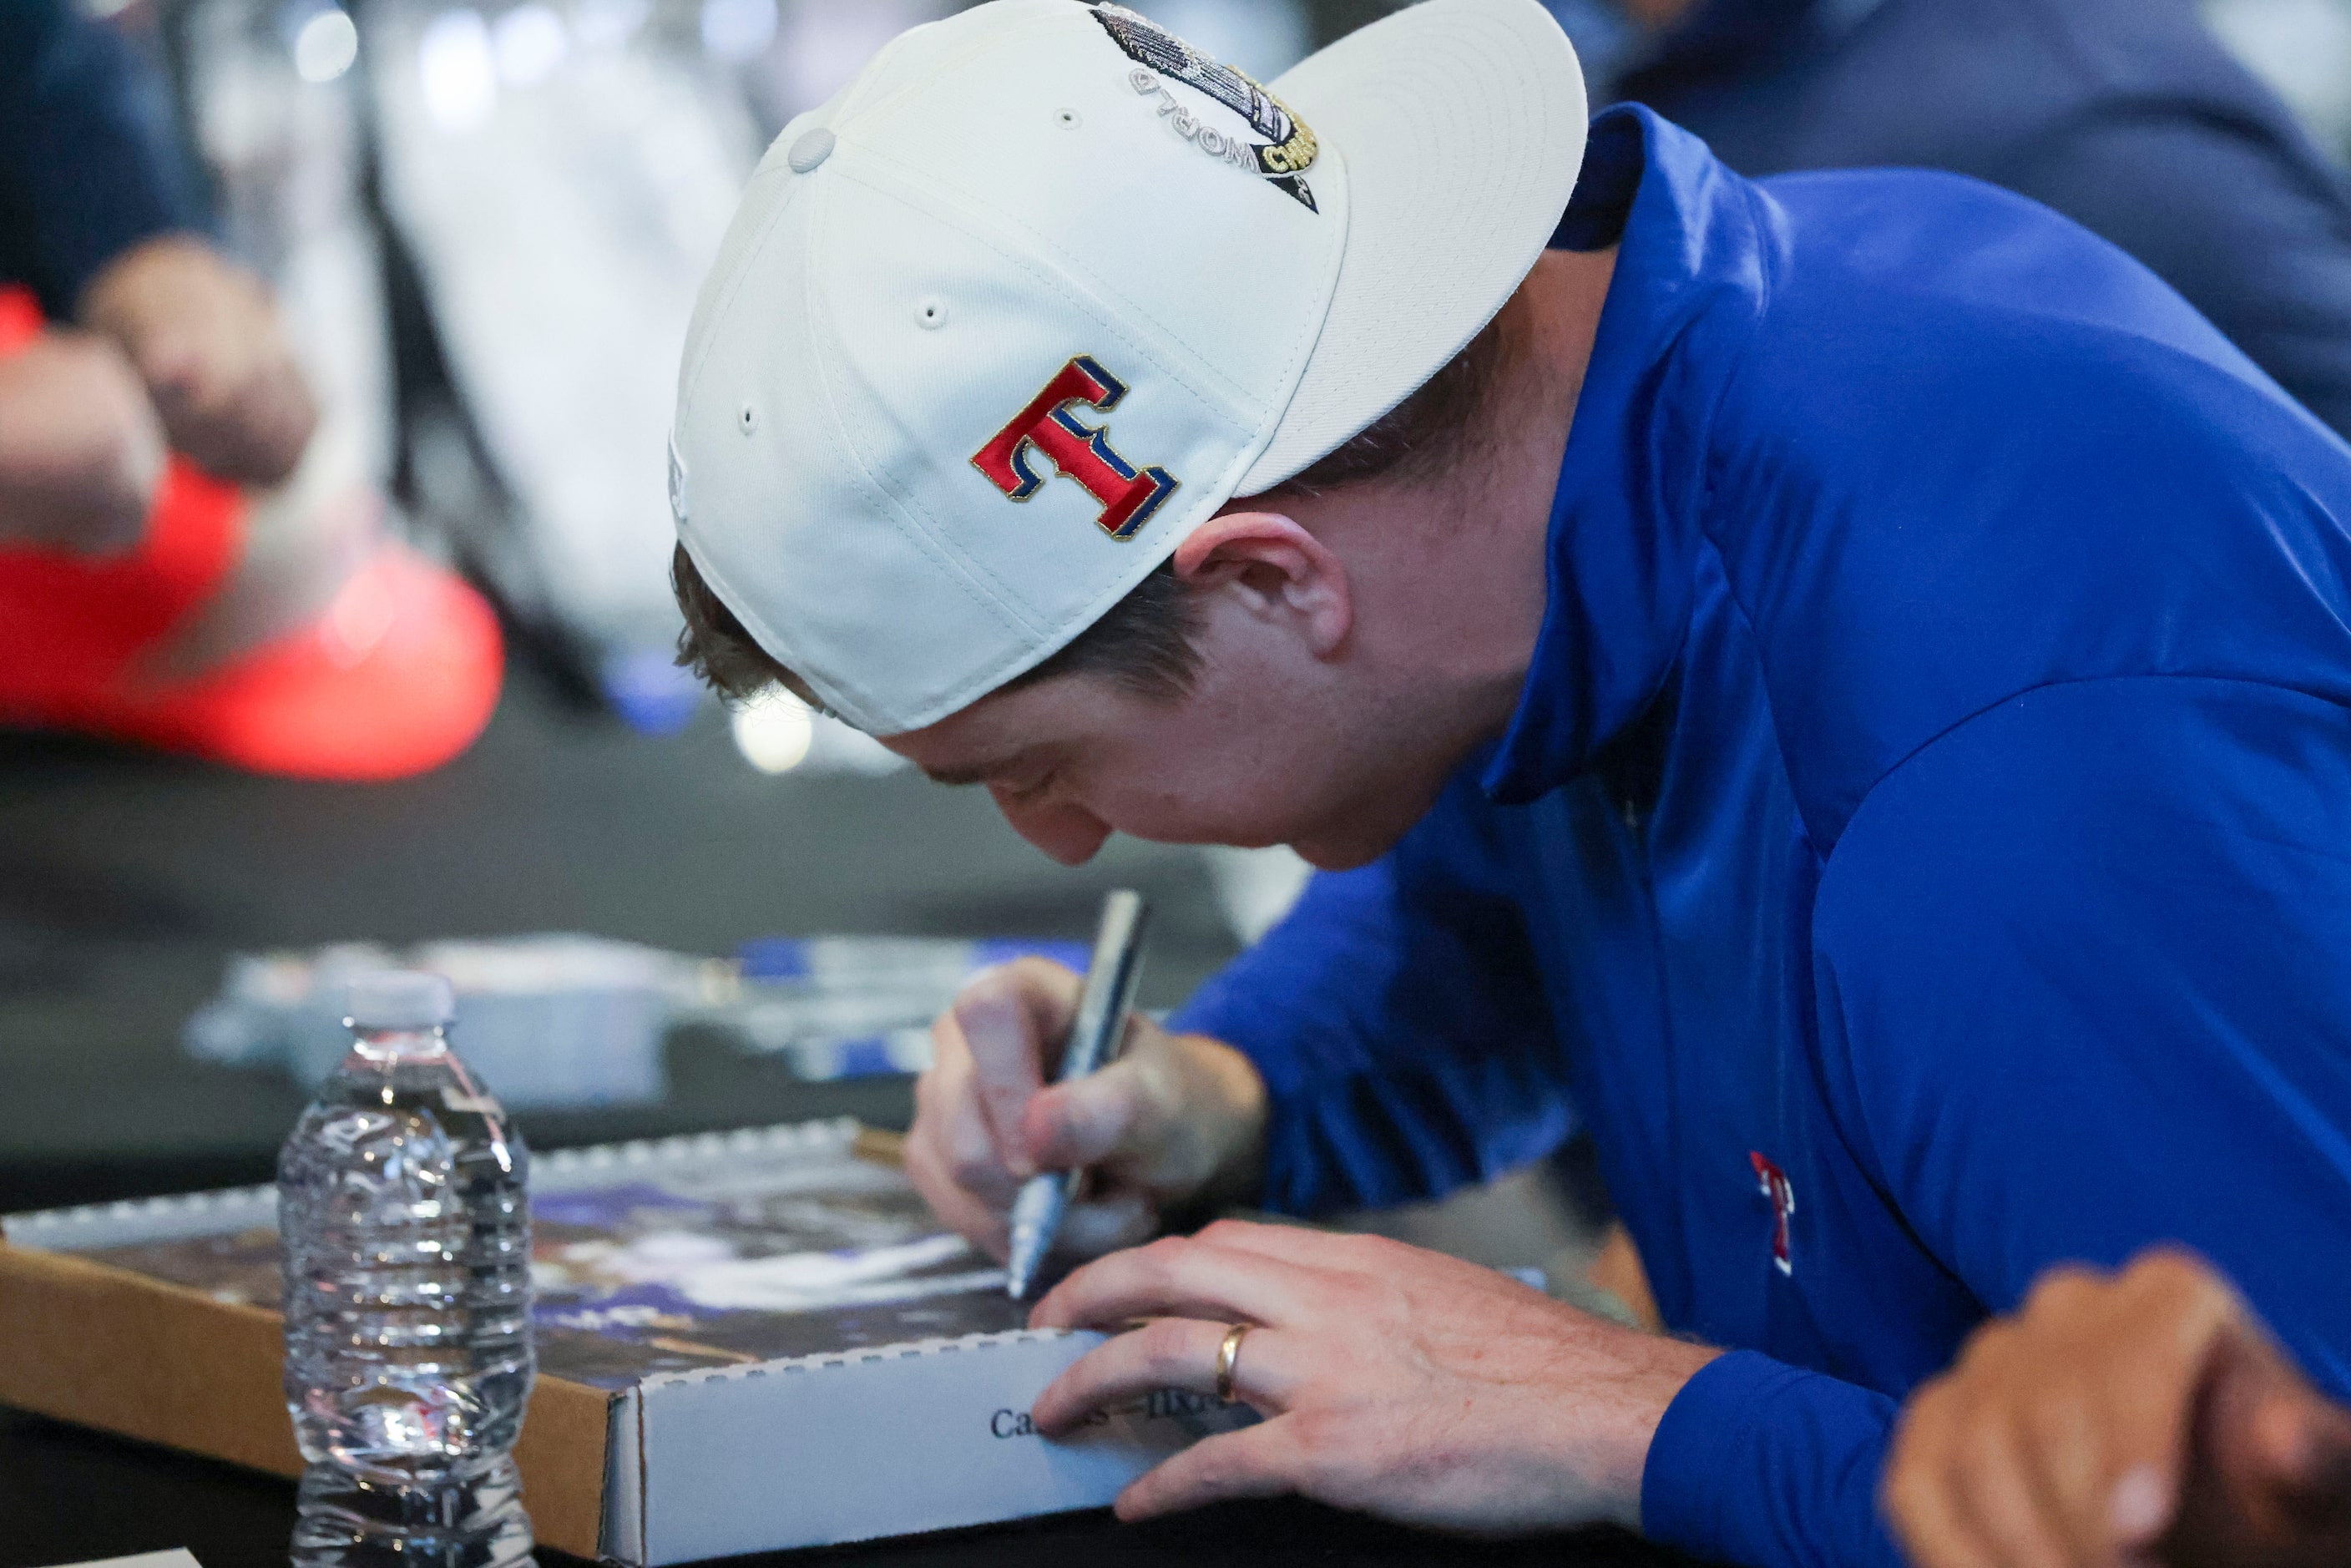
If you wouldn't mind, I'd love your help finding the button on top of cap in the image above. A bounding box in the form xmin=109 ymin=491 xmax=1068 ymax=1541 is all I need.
xmin=787 ymin=128 xmax=836 ymax=173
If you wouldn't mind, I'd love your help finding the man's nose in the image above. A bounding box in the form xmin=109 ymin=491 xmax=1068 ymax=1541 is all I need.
xmin=990 ymin=789 xmax=1111 ymax=866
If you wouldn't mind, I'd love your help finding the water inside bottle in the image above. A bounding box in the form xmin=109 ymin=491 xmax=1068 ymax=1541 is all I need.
xmin=279 ymin=1013 xmax=535 ymax=1568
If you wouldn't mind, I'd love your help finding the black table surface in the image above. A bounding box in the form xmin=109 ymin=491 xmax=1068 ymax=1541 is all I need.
xmin=0 ymin=1404 xmax=1686 ymax=1568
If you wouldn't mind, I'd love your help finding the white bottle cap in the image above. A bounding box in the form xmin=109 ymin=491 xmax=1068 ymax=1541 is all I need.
xmin=346 ymin=970 xmax=457 ymax=1030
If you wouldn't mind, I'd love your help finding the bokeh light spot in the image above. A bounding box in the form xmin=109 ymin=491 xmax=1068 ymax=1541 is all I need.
xmin=731 ymin=690 xmax=815 ymax=775
xmin=293 ymin=8 xmax=360 ymax=82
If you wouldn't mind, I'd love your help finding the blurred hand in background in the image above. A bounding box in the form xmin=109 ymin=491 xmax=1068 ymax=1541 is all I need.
xmin=1885 ymin=1247 xmax=2351 ymax=1568
xmin=79 ymin=235 xmax=315 ymax=487
xmin=0 ymin=326 xmax=164 ymax=555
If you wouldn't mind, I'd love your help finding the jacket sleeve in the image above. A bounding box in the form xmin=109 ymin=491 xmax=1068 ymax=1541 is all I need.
xmin=1169 ymin=763 xmax=1570 ymax=1216
xmin=1996 ymin=108 xmax=2351 ymax=443
xmin=0 ymin=0 xmax=207 ymax=313
xmin=1641 ymin=675 xmax=2351 ymax=1568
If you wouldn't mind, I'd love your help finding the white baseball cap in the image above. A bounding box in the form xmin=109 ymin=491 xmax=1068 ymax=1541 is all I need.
xmin=671 ymin=0 xmax=1586 ymax=735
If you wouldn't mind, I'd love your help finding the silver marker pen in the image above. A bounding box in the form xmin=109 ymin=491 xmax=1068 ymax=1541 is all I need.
xmin=1004 ymin=888 xmax=1150 ymax=1301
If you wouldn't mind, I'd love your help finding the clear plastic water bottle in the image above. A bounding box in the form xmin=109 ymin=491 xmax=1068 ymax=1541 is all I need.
xmin=280 ymin=970 xmax=536 ymax=1567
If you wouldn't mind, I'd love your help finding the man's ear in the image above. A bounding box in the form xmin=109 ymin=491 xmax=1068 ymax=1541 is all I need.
xmin=1170 ymin=508 xmax=1352 ymax=658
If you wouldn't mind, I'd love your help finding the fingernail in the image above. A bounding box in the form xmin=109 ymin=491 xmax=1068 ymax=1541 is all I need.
xmin=2111 ymin=1465 xmax=2170 ymax=1540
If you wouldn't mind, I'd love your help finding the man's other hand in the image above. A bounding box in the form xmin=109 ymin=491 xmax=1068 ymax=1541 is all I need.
xmin=0 ymin=329 xmax=165 ymax=554
xmin=80 ymin=235 xmax=316 ymax=485
xmin=1885 ymin=1247 xmax=2351 ymax=1568
xmin=1028 ymin=1220 xmax=1721 ymax=1530
xmin=905 ymin=957 xmax=1268 ymax=1262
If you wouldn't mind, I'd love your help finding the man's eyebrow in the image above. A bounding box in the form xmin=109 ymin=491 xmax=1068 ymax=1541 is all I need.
xmin=920 ymin=748 xmax=1038 ymax=788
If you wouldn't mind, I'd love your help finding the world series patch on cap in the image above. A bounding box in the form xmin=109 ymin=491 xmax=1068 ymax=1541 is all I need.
xmin=671 ymin=0 xmax=1586 ymax=735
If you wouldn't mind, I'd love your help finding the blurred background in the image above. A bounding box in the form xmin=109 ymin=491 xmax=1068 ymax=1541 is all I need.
xmin=4 ymin=0 xmax=2348 ymax=1287
xmin=0 ymin=0 xmax=1375 ymax=1220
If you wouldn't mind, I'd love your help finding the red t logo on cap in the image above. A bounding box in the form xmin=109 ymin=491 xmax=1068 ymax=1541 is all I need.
xmin=972 ymin=356 xmax=1179 ymax=539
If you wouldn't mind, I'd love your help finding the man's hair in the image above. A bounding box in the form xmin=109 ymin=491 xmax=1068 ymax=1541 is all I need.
xmin=673 ymin=313 xmax=1509 ymax=710
xmin=671 ymin=542 xmax=1202 ymax=707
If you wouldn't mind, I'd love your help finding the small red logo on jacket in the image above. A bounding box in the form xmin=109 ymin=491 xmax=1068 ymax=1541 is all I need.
xmin=1751 ymin=1151 xmax=1796 ymax=1276
xmin=971 ymin=355 xmax=1179 ymax=539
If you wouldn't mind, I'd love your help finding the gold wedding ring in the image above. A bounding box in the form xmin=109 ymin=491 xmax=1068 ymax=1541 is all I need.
xmin=1213 ymin=1322 xmax=1251 ymax=1404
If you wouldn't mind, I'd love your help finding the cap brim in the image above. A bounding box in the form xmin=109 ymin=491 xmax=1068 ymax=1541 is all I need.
xmin=1239 ymin=0 xmax=1589 ymax=493
xmin=101 ymin=540 xmax=505 ymax=782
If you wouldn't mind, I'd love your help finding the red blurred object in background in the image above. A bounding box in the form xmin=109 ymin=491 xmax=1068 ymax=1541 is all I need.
xmin=0 ymin=286 xmax=503 ymax=781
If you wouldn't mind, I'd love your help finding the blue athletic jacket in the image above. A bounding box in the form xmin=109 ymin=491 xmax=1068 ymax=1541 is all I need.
xmin=1172 ymin=106 xmax=2351 ymax=1568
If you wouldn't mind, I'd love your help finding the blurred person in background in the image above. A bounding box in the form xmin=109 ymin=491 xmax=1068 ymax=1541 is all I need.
xmin=1884 ymin=1247 xmax=2351 ymax=1568
xmin=0 ymin=0 xmax=313 ymax=489
xmin=0 ymin=0 xmax=503 ymax=780
xmin=1554 ymin=0 xmax=2351 ymax=440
